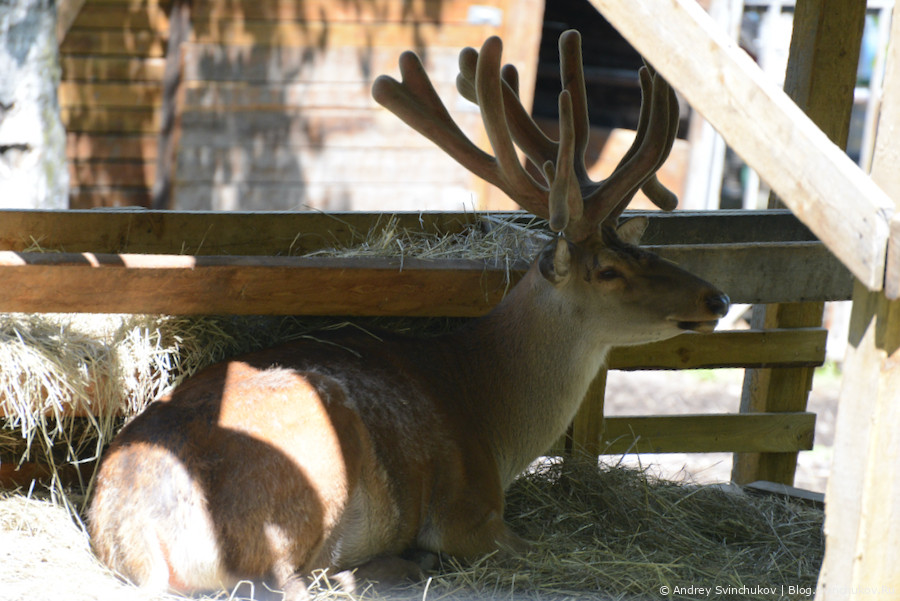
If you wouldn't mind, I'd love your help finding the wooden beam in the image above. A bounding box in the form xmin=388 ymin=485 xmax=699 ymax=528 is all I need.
xmin=609 ymin=328 xmax=826 ymax=371
xmin=0 ymin=209 xmax=821 ymax=253
xmin=151 ymin=0 xmax=191 ymax=210
xmin=589 ymin=0 xmax=894 ymax=290
xmin=0 ymin=210 xmax=855 ymax=307
xmin=599 ymin=412 xmax=816 ymax=455
xmin=734 ymin=0 xmax=864 ymax=488
xmin=0 ymin=252 xmax=512 ymax=317
xmin=818 ymin=8 xmax=900 ymax=596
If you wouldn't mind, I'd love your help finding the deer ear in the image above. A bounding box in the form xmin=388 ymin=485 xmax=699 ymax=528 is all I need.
xmin=615 ymin=216 xmax=649 ymax=245
xmin=538 ymin=237 xmax=572 ymax=285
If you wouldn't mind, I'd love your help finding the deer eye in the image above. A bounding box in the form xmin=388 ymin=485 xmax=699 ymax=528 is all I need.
xmin=595 ymin=267 xmax=622 ymax=281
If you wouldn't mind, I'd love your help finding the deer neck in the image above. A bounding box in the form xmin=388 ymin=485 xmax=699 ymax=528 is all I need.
xmin=449 ymin=267 xmax=612 ymax=488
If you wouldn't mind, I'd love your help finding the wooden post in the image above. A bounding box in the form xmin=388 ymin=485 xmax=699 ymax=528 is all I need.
xmin=150 ymin=0 xmax=192 ymax=210
xmin=818 ymin=8 xmax=900 ymax=598
xmin=732 ymin=0 xmax=866 ymax=486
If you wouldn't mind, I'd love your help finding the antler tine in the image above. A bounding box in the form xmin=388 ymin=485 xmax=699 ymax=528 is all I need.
xmin=457 ymin=45 xmax=559 ymax=186
xmin=372 ymin=49 xmax=548 ymax=216
xmin=606 ymin=63 xmax=680 ymax=214
xmin=558 ymin=30 xmax=591 ymax=183
xmin=580 ymin=63 xmax=680 ymax=228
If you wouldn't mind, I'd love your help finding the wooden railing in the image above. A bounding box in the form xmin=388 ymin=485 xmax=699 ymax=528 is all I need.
xmin=0 ymin=208 xmax=848 ymax=479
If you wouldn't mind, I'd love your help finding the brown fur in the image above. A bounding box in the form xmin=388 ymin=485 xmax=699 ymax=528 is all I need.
xmin=88 ymin=223 xmax=728 ymax=598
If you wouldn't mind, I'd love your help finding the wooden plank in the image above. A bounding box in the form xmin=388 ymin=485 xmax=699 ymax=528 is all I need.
xmin=69 ymin=161 xmax=153 ymax=187
xmin=0 ymin=248 xmax=848 ymax=315
xmin=188 ymin=0 xmax=505 ymax=24
xmin=174 ymin=146 xmax=488 ymax=185
xmin=648 ymin=242 xmax=852 ymax=304
xmin=608 ymin=328 xmax=827 ymax=371
xmin=818 ymin=7 xmax=900 ymax=595
xmin=190 ymin=22 xmax=499 ymax=50
xmin=599 ymin=412 xmax=816 ymax=454
xmin=1 ymin=209 xmax=819 ymax=251
xmin=61 ymin=107 xmax=160 ymax=134
xmin=150 ymin=0 xmax=191 ymax=210
xmin=0 ymin=210 xmax=476 ymax=254
xmin=58 ymin=82 xmax=161 ymax=109
xmin=733 ymin=0 xmax=864 ymax=488
xmin=61 ymin=57 xmax=166 ymax=83
xmin=61 ymin=30 xmax=167 ymax=57
xmin=182 ymin=45 xmax=465 ymax=84
xmin=570 ymin=369 xmax=608 ymax=457
xmin=743 ymin=480 xmax=824 ymax=509
xmin=0 ymin=252 xmax=514 ymax=316
xmin=66 ymin=133 xmax=158 ymax=161
xmin=69 ymin=1 xmax=168 ymax=31
xmin=179 ymin=79 xmax=460 ymax=112
xmin=0 ymin=210 xmax=855 ymax=303
xmin=176 ymin=107 xmax=485 ymax=150
xmin=590 ymin=0 xmax=894 ymax=291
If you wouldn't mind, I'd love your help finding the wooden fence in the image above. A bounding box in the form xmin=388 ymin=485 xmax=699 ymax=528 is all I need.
xmin=0 ymin=207 xmax=846 ymax=472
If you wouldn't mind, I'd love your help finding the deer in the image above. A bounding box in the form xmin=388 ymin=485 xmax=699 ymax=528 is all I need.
xmin=88 ymin=30 xmax=729 ymax=599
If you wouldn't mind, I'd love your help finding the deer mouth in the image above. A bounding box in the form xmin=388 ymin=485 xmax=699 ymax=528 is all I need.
xmin=675 ymin=319 xmax=719 ymax=333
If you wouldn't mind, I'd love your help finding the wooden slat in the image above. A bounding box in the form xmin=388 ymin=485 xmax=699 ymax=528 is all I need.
xmin=174 ymin=146 xmax=481 ymax=185
xmin=0 ymin=248 xmax=850 ymax=315
xmin=600 ymin=412 xmax=816 ymax=454
xmin=59 ymin=82 xmax=161 ymax=109
xmin=61 ymin=107 xmax=160 ymax=133
xmin=189 ymin=0 xmax=504 ymax=24
xmin=69 ymin=161 xmax=153 ymax=187
xmin=0 ymin=210 xmax=821 ymax=253
xmin=0 ymin=252 xmax=514 ymax=316
xmin=61 ymin=30 xmax=167 ymax=57
xmin=182 ymin=44 xmax=465 ymax=84
xmin=819 ymin=5 xmax=900 ymax=594
xmin=189 ymin=22 xmax=498 ymax=50
xmin=590 ymin=0 xmax=894 ymax=291
xmin=649 ymin=242 xmax=852 ymax=304
xmin=66 ymin=133 xmax=158 ymax=161
xmin=0 ymin=210 xmax=476 ymax=254
xmin=69 ymin=2 xmax=168 ymax=31
xmin=608 ymin=328 xmax=827 ymax=371
xmin=0 ymin=210 xmax=855 ymax=304
xmin=61 ymin=56 xmax=166 ymax=83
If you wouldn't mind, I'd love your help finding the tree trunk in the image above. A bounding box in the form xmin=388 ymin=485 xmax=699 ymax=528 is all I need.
xmin=0 ymin=0 xmax=68 ymax=209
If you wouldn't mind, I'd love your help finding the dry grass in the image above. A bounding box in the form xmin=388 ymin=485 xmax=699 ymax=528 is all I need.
xmin=0 ymin=458 xmax=824 ymax=601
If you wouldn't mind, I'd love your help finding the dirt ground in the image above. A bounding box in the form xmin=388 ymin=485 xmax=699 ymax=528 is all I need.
xmin=603 ymin=366 xmax=841 ymax=493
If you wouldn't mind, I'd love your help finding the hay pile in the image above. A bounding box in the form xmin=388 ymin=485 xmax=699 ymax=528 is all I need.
xmin=0 ymin=459 xmax=824 ymax=601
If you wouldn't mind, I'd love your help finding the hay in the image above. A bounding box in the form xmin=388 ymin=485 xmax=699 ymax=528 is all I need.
xmin=0 ymin=459 xmax=824 ymax=601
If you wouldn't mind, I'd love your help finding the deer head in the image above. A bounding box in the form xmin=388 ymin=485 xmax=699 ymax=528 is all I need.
xmin=373 ymin=30 xmax=727 ymax=345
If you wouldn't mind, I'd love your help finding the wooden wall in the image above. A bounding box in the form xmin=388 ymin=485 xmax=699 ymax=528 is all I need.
xmin=58 ymin=0 xmax=545 ymax=211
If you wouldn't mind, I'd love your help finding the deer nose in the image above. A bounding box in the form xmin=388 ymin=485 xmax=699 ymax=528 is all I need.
xmin=706 ymin=293 xmax=730 ymax=317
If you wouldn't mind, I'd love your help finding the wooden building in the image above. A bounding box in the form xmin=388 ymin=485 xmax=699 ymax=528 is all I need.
xmin=59 ymin=0 xmax=544 ymax=211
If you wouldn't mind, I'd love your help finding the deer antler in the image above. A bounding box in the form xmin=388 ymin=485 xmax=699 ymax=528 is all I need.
xmin=372 ymin=30 xmax=680 ymax=242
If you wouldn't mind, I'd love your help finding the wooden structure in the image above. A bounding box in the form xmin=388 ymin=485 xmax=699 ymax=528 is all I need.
xmin=2 ymin=0 xmax=896 ymax=597
xmin=58 ymin=0 xmax=543 ymax=211
xmin=0 ymin=208 xmax=845 ymax=460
